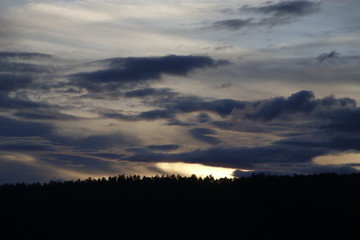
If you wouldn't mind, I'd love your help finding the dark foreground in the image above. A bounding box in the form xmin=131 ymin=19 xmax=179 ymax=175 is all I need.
xmin=1 ymin=173 xmax=360 ymax=240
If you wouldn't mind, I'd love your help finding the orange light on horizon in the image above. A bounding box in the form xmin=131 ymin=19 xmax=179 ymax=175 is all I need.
xmin=155 ymin=162 xmax=250 ymax=179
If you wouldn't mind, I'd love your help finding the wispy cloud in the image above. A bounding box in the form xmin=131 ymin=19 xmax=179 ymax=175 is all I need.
xmin=210 ymin=0 xmax=322 ymax=30
xmin=241 ymin=1 xmax=322 ymax=17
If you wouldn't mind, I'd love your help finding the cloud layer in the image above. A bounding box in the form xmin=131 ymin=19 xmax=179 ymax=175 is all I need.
xmin=71 ymin=55 xmax=223 ymax=92
xmin=0 ymin=0 xmax=359 ymax=183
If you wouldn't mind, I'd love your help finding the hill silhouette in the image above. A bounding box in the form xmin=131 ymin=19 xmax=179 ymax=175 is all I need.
xmin=1 ymin=173 xmax=360 ymax=239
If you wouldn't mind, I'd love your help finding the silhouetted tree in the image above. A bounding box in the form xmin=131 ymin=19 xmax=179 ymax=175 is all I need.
xmin=1 ymin=173 xmax=360 ymax=239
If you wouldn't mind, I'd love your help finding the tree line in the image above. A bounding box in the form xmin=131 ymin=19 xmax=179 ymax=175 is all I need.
xmin=1 ymin=173 xmax=360 ymax=240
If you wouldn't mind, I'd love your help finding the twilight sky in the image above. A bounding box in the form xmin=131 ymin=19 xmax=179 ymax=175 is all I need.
xmin=1 ymin=0 xmax=360 ymax=183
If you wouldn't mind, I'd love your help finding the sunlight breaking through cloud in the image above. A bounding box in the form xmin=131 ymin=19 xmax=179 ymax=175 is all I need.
xmin=156 ymin=162 xmax=242 ymax=179
xmin=313 ymin=152 xmax=360 ymax=170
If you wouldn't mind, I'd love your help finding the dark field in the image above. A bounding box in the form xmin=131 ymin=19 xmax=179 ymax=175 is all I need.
xmin=1 ymin=173 xmax=360 ymax=240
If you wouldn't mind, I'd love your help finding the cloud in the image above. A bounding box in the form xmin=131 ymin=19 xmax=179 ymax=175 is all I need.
xmin=101 ymin=92 xmax=246 ymax=122
xmin=242 ymin=1 xmax=322 ymax=17
xmin=138 ymin=110 xmax=176 ymax=121
xmin=317 ymin=50 xmax=340 ymax=63
xmin=0 ymin=94 xmax=49 ymax=110
xmin=2 ymin=83 xmax=360 ymax=180
xmin=0 ymin=51 xmax=53 ymax=74
xmin=325 ymin=108 xmax=360 ymax=132
xmin=198 ymin=113 xmax=212 ymax=123
xmin=162 ymin=96 xmax=245 ymax=117
xmin=232 ymin=90 xmax=356 ymax=122
xmin=0 ymin=51 xmax=52 ymax=59
xmin=0 ymin=116 xmax=52 ymax=138
xmin=231 ymin=91 xmax=360 ymax=153
xmin=124 ymin=87 xmax=178 ymax=99
xmin=0 ymin=113 xmax=137 ymax=155
xmin=71 ymin=55 xmax=223 ymax=92
xmin=189 ymin=128 xmax=221 ymax=145
xmin=0 ymin=51 xmax=60 ymax=110
xmin=52 ymin=132 xmax=139 ymax=150
xmin=0 ymin=74 xmax=32 ymax=93
xmin=120 ymin=90 xmax=360 ymax=175
xmin=180 ymin=145 xmax=324 ymax=168
xmin=102 ymin=109 xmax=176 ymax=121
xmin=146 ymin=144 xmax=181 ymax=151
xmin=46 ymin=153 xmax=112 ymax=170
xmin=211 ymin=1 xmax=322 ymax=31
xmin=245 ymin=90 xmax=317 ymax=121
xmin=13 ymin=109 xmax=78 ymax=120
xmin=275 ymin=133 xmax=360 ymax=152
xmin=0 ymin=138 xmax=55 ymax=152
xmin=125 ymin=144 xmax=325 ymax=170
xmin=211 ymin=18 xmax=253 ymax=31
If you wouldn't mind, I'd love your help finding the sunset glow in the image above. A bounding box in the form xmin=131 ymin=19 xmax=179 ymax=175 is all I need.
xmin=0 ymin=0 xmax=359 ymax=183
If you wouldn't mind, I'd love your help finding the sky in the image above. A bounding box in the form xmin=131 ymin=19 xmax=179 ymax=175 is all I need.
xmin=1 ymin=0 xmax=360 ymax=183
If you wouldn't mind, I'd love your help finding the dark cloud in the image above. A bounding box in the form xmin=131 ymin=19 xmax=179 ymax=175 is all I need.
xmin=275 ymin=133 xmax=360 ymax=152
xmin=102 ymin=92 xmax=246 ymax=124
xmin=0 ymin=116 xmax=52 ymax=138
xmin=0 ymin=52 xmax=52 ymax=59
xmin=212 ymin=18 xmax=253 ymax=31
xmin=231 ymin=91 xmax=360 ymax=154
xmin=138 ymin=109 xmax=175 ymax=120
xmin=212 ymin=1 xmax=322 ymax=31
xmin=0 ymin=74 xmax=32 ymax=92
xmin=101 ymin=90 xmax=360 ymax=173
xmin=163 ymin=96 xmax=245 ymax=117
xmin=320 ymin=108 xmax=360 ymax=132
xmin=189 ymin=128 xmax=221 ymax=145
xmin=146 ymin=144 xmax=181 ymax=151
xmin=179 ymin=145 xmax=324 ymax=168
xmin=166 ymin=119 xmax=195 ymax=126
xmin=90 ymin=153 xmax=125 ymax=160
xmin=0 ymin=61 xmax=50 ymax=73
xmin=202 ymin=99 xmax=246 ymax=116
xmin=53 ymin=133 xmax=138 ymax=150
xmin=198 ymin=113 xmax=212 ymax=123
xmin=242 ymin=1 xmax=322 ymax=17
xmin=46 ymin=154 xmax=112 ymax=171
xmin=0 ymin=94 xmax=48 ymax=109
xmin=245 ymin=90 xmax=316 ymax=121
xmin=0 ymin=51 xmax=54 ymax=75
xmin=0 ymin=141 xmax=54 ymax=152
xmin=125 ymin=144 xmax=324 ymax=169
xmin=124 ymin=87 xmax=177 ymax=99
xmin=0 ymin=51 xmax=59 ymax=111
xmin=102 ymin=94 xmax=246 ymax=123
xmin=317 ymin=51 xmax=340 ymax=63
xmin=210 ymin=120 xmax=235 ymax=130
xmin=215 ymin=83 xmax=232 ymax=89
xmin=71 ymin=55 xmax=223 ymax=92
xmin=2 ymin=80 xmax=360 ymax=180
xmin=102 ymin=109 xmax=175 ymax=121
xmin=0 ymin=113 xmax=136 ymax=154
xmin=240 ymin=90 xmax=356 ymax=121
xmin=13 ymin=109 xmax=78 ymax=120
xmin=121 ymin=90 xmax=360 ymax=174
xmin=101 ymin=111 xmax=129 ymax=120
